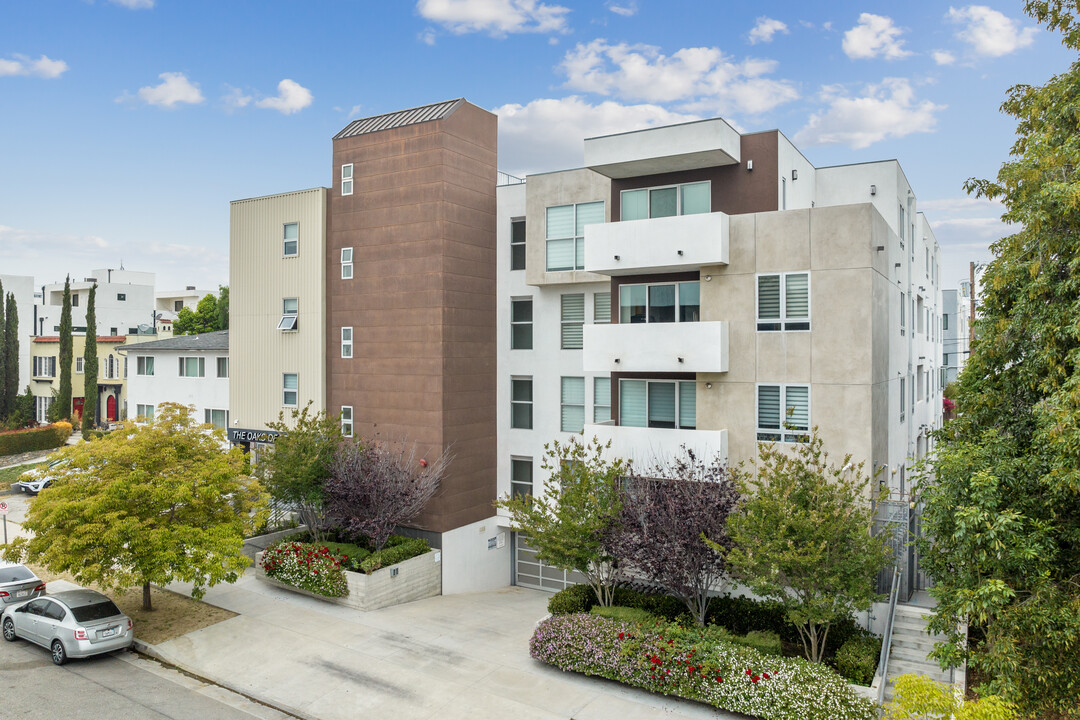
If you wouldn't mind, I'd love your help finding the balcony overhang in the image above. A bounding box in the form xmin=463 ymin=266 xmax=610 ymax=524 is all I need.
xmin=584 ymin=321 xmax=728 ymax=374
xmin=584 ymin=422 xmax=728 ymax=469
xmin=584 ymin=211 xmax=729 ymax=276
xmin=584 ymin=118 xmax=741 ymax=179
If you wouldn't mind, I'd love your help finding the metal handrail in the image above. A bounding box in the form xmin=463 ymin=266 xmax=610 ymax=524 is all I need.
xmin=876 ymin=565 xmax=902 ymax=706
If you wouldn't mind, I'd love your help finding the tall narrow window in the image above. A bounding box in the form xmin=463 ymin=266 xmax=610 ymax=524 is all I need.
xmin=216 ymin=357 xmax=229 ymax=378
xmin=561 ymin=294 xmax=585 ymax=349
xmin=899 ymin=204 xmax=906 ymax=248
xmin=900 ymin=292 xmax=906 ymax=336
xmin=278 ymin=298 xmax=298 ymax=331
xmin=341 ymin=327 xmax=353 ymax=358
xmin=76 ymin=357 xmax=84 ymax=374
xmin=510 ymin=219 xmax=526 ymax=271
xmin=757 ymin=273 xmax=810 ymax=331
xmin=341 ymin=247 xmax=354 ymax=279
xmin=900 ymin=378 xmax=906 ymax=423
xmin=511 ymin=299 xmax=533 ymax=350
xmin=546 ymin=202 xmax=603 ymax=271
xmin=561 ymin=377 xmax=585 ymax=433
xmin=341 ymin=164 xmax=354 ymax=196
xmin=511 ymin=377 xmax=533 ymax=429
xmin=283 ymin=223 xmax=299 ymax=257
xmin=943 ymin=313 xmax=949 ymax=331
xmin=594 ymin=292 xmax=611 ymax=324
xmin=283 ymin=373 xmax=299 ymax=407
xmin=781 ymin=177 xmax=787 ymax=210
xmin=137 ymin=356 xmax=154 ymax=376
xmin=511 ymin=458 xmax=533 ymax=498
xmin=341 ymin=406 xmax=353 ymax=437
xmin=594 ymin=377 xmax=611 ymax=422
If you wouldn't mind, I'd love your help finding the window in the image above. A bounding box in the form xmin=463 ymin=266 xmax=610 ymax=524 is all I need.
xmin=594 ymin=377 xmax=611 ymax=423
xmin=510 ymin=219 xmax=526 ymax=271
xmin=781 ymin=177 xmax=786 ymax=210
xmin=174 ymin=300 xmax=183 ymax=312
xmin=76 ymin=357 xmax=84 ymax=374
xmin=178 ymin=357 xmax=205 ymax=378
xmin=546 ymin=201 xmax=603 ymax=271
xmin=283 ymin=223 xmax=299 ymax=257
xmin=925 ymin=248 xmax=930 ymax=278
xmin=72 ymin=294 xmax=79 ymax=307
xmin=510 ymin=299 xmax=533 ymax=350
xmin=341 ymin=247 xmax=354 ymax=279
xmin=33 ymin=356 xmax=57 ymax=378
xmin=278 ymin=298 xmax=298 ymax=331
xmin=757 ymin=384 xmax=809 ymax=443
xmin=137 ymin=356 xmax=154 ymax=376
xmin=105 ymin=354 xmax=117 ymax=379
xmin=117 ymin=293 xmax=126 ymax=301
xmin=136 ymin=404 xmax=154 ymax=421
xmin=511 ymin=377 xmax=532 ymax=429
xmin=217 ymin=357 xmax=229 ymax=378
xmin=341 ymin=164 xmax=353 ymax=196
xmin=621 ymin=181 xmax=710 ymax=220
xmin=757 ymin=273 xmax=810 ymax=331
xmin=943 ymin=313 xmax=949 ymax=331
xmin=899 ymin=203 xmax=905 ymax=248
xmin=900 ymin=292 xmax=906 ymax=336
xmin=110 ymin=327 xmax=118 ymax=336
xmin=619 ymin=380 xmax=696 ymax=429
xmin=35 ymin=396 xmax=52 ymax=424
xmin=341 ymin=327 xmax=353 ymax=358
xmin=283 ymin=373 xmax=299 ymax=407
xmin=899 ymin=378 xmax=906 ymax=423
xmin=204 ymin=409 xmax=228 ymax=429
xmin=594 ymin=292 xmax=611 ymax=324
xmin=619 ymin=282 xmax=699 ymax=324
xmin=511 ymin=458 xmax=533 ymax=499
xmin=341 ymin=406 xmax=353 ymax=437
xmin=561 ymin=377 xmax=585 ymax=432
xmin=124 ymin=357 xmax=128 ymax=378
xmin=561 ymin=294 xmax=584 ymax=349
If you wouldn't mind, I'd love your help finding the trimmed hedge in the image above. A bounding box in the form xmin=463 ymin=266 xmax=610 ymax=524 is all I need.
xmin=0 ymin=422 xmax=71 ymax=456
xmin=359 ymin=537 xmax=429 ymax=574
xmin=836 ymin=635 xmax=882 ymax=685
xmin=591 ymin=605 xmax=657 ymax=625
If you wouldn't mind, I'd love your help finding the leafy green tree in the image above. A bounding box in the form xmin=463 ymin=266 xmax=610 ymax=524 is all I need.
xmin=2 ymin=403 xmax=267 ymax=610
xmin=172 ymin=294 xmax=221 ymax=336
xmin=4 ymin=292 xmax=18 ymax=419
xmin=0 ymin=280 xmax=6 ymax=420
xmin=722 ymin=431 xmax=890 ymax=662
xmin=217 ymin=285 xmax=229 ymax=330
xmin=81 ymin=284 xmax=98 ymax=434
xmin=916 ymin=3 xmax=1080 ymax=715
xmin=260 ymin=403 xmax=343 ymax=542
xmin=884 ymin=674 xmax=1018 ymax=720
xmin=7 ymin=386 xmax=35 ymax=428
xmin=54 ymin=276 xmax=73 ymax=422
xmin=496 ymin=436 xmax=627 ymax=606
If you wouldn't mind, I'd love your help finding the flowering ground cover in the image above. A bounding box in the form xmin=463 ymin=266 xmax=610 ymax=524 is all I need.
xmin=531 ymin=613 xmax=876 ymax=720
xmin=261 ymin=541 xmax=349 ymax=598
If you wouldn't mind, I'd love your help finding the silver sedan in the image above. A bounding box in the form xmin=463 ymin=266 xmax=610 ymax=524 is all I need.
xmin=0 ymin=561 xmax=46 ymax=606
xmin=2 ymin=589 xmax=134 ymax=665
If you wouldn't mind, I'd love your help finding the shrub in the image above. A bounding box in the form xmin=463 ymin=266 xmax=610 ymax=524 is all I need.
xmin=590 ymin=605 xmax=656 ymax=624
xmin=548 ymin=584 xmax=596 ymax=615
xmin=358 ymin=537 xmax=429 ymax=574
xmin=261 ymin=541 xmax=349 ymax=598
xmin=836 ymin=635 xmax=881 ymax=686
xmin=0 ymin=423 xmax=70 ymax=456
xmin=728 ymin=629 xmax=783 ymax=657
xmin=531 ymin=613 xmax=876 ymax=720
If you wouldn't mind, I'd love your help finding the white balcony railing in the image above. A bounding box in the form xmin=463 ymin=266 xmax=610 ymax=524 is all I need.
xmin=583 ymin=321 xmax=728 ymax=374
xmin=583 ymin=211 xmax=729 ymax=276
xmin=584 ymin=422 xmax=728 ymax=469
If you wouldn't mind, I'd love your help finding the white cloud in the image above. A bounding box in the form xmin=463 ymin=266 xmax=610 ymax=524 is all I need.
xmin=255 ymin=79 xmax=313 ymax=115
xmin=749 ymin=17 xmax=789 ymax=45
xmin=137 ymin=72 xmax=204 ymax=108
xmin=932 ymin=50 xmax=956 ymax=65
xmin=947 ymin=5 xmax=1036 ymax=57
xmin=0 ymin=54 xmax=68 ymax=79
xmin=416 ymin=0 xmax=570 ymax=35
xmin=347 ymin=104 xmax=365 ymax=118
xmin=493 ymin=96 xmax=700 ymax=175
xmin=795 ymin=77 xmax=944 ymax=149
xmin=606 ymin=1 xmax=636 ymax=17
xmin=842 ymin=13 xmax=912 ymax=60
xmin=419 ymin=28 xmax=438 ymax=45
xmin=222 ymin=86 xmax=252 ymax=111
xmin=559 ymin=39 xmax=798 ymax=116
xmin=109 ymin=0 xmax=154 ymax=8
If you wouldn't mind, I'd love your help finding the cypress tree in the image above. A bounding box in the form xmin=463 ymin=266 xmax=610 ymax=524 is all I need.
xmin=0 ymin=279 xmax=6 ymax=421
xmin=56 ymin=276 xmax=73 ymax=422
xmin=4 ymin=292 xmax=19 ymax=419
xmin=82 ymin=285 xmax=98 ymax=434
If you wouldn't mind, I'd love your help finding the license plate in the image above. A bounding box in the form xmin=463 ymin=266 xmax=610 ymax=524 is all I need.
xmin=100 ymin=627 xmax=117 ymax=638
xmin=16 ymin=590 xmax=29 ymax=598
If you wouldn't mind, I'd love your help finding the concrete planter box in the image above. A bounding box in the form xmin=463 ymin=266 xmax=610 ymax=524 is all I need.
xmin=254 ymin=548 xmax=442 ymax=611
xmin=242 ymin=527 xmax=306 ymax=562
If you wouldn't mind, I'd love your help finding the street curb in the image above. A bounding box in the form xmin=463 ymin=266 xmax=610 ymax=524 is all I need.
xmin=131 ymin=639 xmax=317 ymax=720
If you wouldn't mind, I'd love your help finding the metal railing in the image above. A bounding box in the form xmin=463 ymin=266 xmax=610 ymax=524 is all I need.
xmin=497 ymin=170 xmax=525 ymax=186
xmin=876 ymin=565 xmax=903 ymax=706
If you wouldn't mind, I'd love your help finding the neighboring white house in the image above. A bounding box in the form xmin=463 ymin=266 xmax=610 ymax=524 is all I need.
xmin=942 ymin=287 xmax=971 ymax=385
xmin=38 ymin=268 xmax=158 ymax=338
xmin=120 ymin=330 xmax=229 ymax=428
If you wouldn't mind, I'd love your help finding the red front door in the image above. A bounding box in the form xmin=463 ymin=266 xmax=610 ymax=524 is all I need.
xmin=107 ymin=395 xmax=117 ymax=422
xmin=72 ymin=397 xmax=84 ymax=422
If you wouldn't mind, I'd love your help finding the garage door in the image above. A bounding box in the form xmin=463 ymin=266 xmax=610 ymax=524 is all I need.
xmin=514 ymin=534 xmax=588 ymax=592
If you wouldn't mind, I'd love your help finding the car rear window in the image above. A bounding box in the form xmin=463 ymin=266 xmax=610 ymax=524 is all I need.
xmin=0 ymin=566 xmax=35 ymax=583
xmin=71 ymin=600 xmax=122 ymax=623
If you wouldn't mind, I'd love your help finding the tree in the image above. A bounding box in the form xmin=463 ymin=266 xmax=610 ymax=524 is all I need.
xmin=217 ymin=285 xmax=229 ymax=330
xmin=914 ymin=3 xmax=1080 ymax=714
xmin=884 ymin=674 xmax=1018 ymax=720
xmin=609 ymin=449 xmax=739 ymax=626
xmin=496 ymin=436 xmax=627 ymax=607
xmin=173 ymin=294 xmax=221 ymax=336
xmin=1 ymin=403 xmax=267 ymax=610
xmin=4 ymin=292 xmax=18 ymax=419
xmin=7 ymin=386 xmax=34 ymax=428
xmin=55 ymin=276 xmax=73 ymax=422
xmin=0 ymin=280 xmax=6 ymax=421
xmin=325 ymin=437 xmax=451 ymax=551
xmin=81 ymin=284 xmax=97 ymax=434
xmin=260 ymin=404 xmax=343 ymax=542
xmin=723 ymin=431 xmax=890 ymax=663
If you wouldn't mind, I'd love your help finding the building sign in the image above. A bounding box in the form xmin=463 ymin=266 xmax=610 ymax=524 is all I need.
xmin=228 ymin=428 xmax=283 ymax=444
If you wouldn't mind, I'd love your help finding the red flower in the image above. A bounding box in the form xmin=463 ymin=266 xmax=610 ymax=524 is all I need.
xmin=752 ymin=675 xmax=760 ymax=683
xmin=688 ymin=666 xmax=696 ymax=673
xmin=746 ymin=669 xmax=752 ymax=676
xmin=618 ymin=632 xmax=624 ymax=640
xmin=716 ymin=676 xmax=723 ymax=683
xmin=763 ymin=672 xmax=770 ymax=680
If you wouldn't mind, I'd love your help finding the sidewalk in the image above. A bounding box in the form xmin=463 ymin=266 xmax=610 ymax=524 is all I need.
xmin=151 ymin=572 xmax=734 ymax=720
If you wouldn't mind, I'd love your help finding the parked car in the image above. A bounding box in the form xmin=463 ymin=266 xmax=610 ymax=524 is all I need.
xmin=12 ymin=458 xmax=67 ymax=494
xmin=1 ymin=589 xmax=133 ymax=665
xmin=0 ymin=561 xmax=46 ymax=606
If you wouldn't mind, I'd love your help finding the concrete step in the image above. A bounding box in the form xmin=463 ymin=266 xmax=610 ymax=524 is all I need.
xmin=887 ymin=659 xmax=952 ymax=684
xmin=890 ymin=644 xmax=935 ymax=665
xmin=892 ymin=635 xmax=938 ymax=653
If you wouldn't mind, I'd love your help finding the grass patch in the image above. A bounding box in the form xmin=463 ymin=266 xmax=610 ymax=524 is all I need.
xmin=0 ymin=462 xmax=47 ymax=491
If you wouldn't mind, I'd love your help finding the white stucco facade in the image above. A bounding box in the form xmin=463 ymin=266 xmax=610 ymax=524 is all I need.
xmin=121 ymin=331 xmax=230 ymax=428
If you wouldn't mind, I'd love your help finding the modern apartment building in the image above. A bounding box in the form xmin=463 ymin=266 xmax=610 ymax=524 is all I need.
xmin=120 ymin=330 xmax=229 ymax=428
xmin=942 ymin=286 xmax=971 ymax=384
xmin=38 ymin=269 xmax=157 ymax=338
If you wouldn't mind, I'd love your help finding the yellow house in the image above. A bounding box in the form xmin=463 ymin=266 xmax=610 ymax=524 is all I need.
xmin=30 ymin=335 xmax=129 ymax=425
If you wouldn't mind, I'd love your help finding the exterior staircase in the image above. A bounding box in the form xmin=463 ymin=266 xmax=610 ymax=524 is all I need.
xmin=882 ymin=603 xmax=956 ymax=702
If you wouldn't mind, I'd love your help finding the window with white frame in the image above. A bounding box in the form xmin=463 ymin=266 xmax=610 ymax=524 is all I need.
xmin=511 ymin=457 xmax=533 ymax=499
xmin=510 ymin=219 xmax=526 ymax=271
xmin=510 ymin=299 xmax=532 ymax=350
xmin=594 ymin=377 xmax=611 ymax=423
xmin=278 ymin=298 xmax=298 ymax=331
xmin=283 ymin=223 xmax=299 ymax=257
xmin=341 ymin=164 xmax=353 ymax=196
xmin=757 ymin=273 xmax=810 ymax=331
xmin=217 ymin=357 xmax=229 ymax=378
xmin=35 ymin=396 xmax=53 ymax=424
xmin=340 ymin=406 xmax=353 ymax=437
xmin=899 ymin=203 xmax=905 ymax=248
xmin=620 ymin=281 xmax=699 ymax=324
xmin=561 ymin=294 xmax=584 ymax=349
xmin=781 ymin=177 xmax=787 ymax=211
xmin=178 ymin=356 xmax=205 ymax=378
xmin=341 ymin=327 xmax=353 ymax=358
xmin=620 ymin=181 xmax=710 ymax=220
xmin=594 ymin=292 xmax=611 ymax=324
xmin=283 ymin=373 xmax=298 ymax=407
xmin=76 ymin=357 xmax=84 ymax=374
xmin=900 ymin=378 xmax=906 ymax=423
xmin=105 ymin=354 xmax=117 ymax=379
xmin=619 ymin=380 xmax=695 ymax=429
xmin=546 ymin=201 xmax=603 ymax=271
xmin=136 ymin=404 xmax=154 ymax=421
xmin=204 ymin=409 xmax=228 ymax=429
xmin=33 ymin=356 xmax=57 ymax=378
xmin=341 ymin=247 xmax=354 ymax=279
xmin=511 ymin=377 xmax=532 ymax=429
xmin=900 ymin=292 xmax=906 ymax=336
xmin=561 ymin=377 xmax=585 ymax=432
xmin=137 ymin=356 xmax=154 ymax=376
xmin=757 ymin=384 xmax=809 ymax=443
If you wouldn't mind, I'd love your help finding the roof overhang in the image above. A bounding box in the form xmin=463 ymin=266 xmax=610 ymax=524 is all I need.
xmin=584 ymin=117 xmax=741 ymax=179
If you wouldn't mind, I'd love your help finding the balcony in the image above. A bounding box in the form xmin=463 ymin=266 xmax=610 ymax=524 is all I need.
xmin=584 ymin=421 xmax=728 ymax=468
xmin=584 ymin=118 xmax=741 ymax=179
xmin=583 ymin=211 xmax=729 ymax=276
xmin=583 ymin=321 xmax=728 ymax=374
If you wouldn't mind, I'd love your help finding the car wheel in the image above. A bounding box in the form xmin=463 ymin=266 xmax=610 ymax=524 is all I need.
xmin=2 ymin=618 xmax=15 ymax=642
xmin=51 ymin=639 xmax=67 ymax=665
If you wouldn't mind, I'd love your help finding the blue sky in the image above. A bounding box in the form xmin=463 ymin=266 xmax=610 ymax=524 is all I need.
xmin=0 ymin=0 xmax=1072 ymax=292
